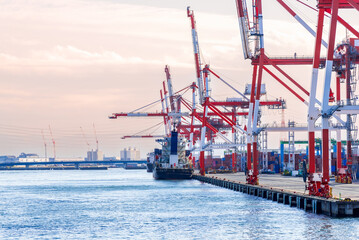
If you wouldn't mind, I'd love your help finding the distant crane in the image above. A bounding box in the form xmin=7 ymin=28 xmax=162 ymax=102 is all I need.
xmin=41 ymin=129 xmax=47 ymax=159
xmin=48 ymin=125 xmax=56 ymax=160
xmin=93 ymin=123 xmax=99 ymax=151
xmin=80 ymin=127 xmax=90 ymax=151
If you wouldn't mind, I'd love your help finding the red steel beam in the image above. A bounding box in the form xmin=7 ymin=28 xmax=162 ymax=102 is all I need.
xmin=326 ymin=9 xmax=359 ymax=38
xmin=251 ymin=57 xmax=359 ymax=65
xmin=317 ymin=0 xmax=359 ymax=8
xmin=252 ymin=57 xmax=319 ymax=65
xmin=207 ymin=104 xmax=236 ymax=127
xmin=322 ymin=0 xmax=340 ymax=185
xmin=206 ymin=112 xmax=248 ymax=116
xmin=345 ymin=0 xmax=359 ymax=10
xmin=210 ymin=100 xmax=284 ymax=107
xmin=263 ymin=66 xmax=306 ymax=103
xmin=265 ymin=55 xmax=310 ymax=96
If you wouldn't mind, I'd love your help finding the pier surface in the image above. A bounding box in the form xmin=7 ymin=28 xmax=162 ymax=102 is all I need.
xmin=193 ymin=172 xmax=359 ymax=217
xmin=205 ymin=172 xmax=359 ymax=200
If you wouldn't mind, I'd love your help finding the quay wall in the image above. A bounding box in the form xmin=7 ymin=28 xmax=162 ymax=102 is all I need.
xmin=192 ymin=174 xmax=359 ymax=218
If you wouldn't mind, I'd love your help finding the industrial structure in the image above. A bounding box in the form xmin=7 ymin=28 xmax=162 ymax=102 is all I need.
xmin=110 ymin=0 xmax=359 ymax=199
xmin=120 ymin=147 xmax=140 ymax=161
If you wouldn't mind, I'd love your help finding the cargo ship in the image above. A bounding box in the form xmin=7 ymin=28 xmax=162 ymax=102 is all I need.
xmin=153 ymin=131 xmax=193 ymax=180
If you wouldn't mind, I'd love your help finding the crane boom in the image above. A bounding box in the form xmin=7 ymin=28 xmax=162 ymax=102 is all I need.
xmin=41 ymin=130 xmax=47 ymax=159
xmin=80 ymin=127 xmax=90 ymax=150
xmin=162 ymin=81 xmax=172 ymax=127
xmin=235 ymin=0 xmax=252 ymax=59
xmin=165 ymin=65 xmax=176 ymax=113
xmin=160 ymin=90 xmax=169 ymax=136
xmin=187 ymin=7 xmax=205 ymax=105
xmin=93 ymin=123 xmax=99 ymax=151
xmin=48 ymin=125 xmax=56 ymax=160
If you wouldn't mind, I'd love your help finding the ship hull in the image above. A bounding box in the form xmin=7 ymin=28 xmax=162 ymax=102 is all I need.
xmin=124 ymin=164 xmax=146 ymax=170
xmin=153 ymin=167 xmax=193 ymax=180
xmin=146 ymin=162 xmax=154 ymax=172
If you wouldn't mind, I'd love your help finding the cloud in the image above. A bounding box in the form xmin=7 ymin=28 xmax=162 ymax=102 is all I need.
xmin=0 ymin=45 xmax=166 ymax=67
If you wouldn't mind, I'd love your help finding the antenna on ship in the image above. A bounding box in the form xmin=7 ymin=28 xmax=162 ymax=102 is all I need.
xmin=48 ymin=125 xmax=56 ymax=160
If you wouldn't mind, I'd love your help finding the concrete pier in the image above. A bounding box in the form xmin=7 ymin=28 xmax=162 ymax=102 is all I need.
xmin=192 ymin=173 xmax=359 ymax=218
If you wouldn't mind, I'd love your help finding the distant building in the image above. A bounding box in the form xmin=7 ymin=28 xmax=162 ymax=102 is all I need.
xmin=103 ymin=156 xmax=117 ymax=161
xmin=54 ymin=158 xmax=84 ymax=162
xmin=120 ymin=147 xmax=140 ymax=160
xmin=18 ymin=157 xmax=49 ymax=163
xmin=18 ymin=153 xmax=39 ymax=158
xmin=87 ymin=150 xmax=103 ymax=161
xmin=15 ymin=153 xmax=48 ymax=163
xmin=0 ymin=155 xmax=17 ymax=163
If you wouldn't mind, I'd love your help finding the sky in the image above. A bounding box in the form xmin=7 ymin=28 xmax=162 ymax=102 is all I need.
xmin=0 ymin=0 xmax=358 ymax=158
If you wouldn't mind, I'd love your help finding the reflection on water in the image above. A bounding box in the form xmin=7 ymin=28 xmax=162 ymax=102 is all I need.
xmin=0 ymin=169 xmax=358 ymax=239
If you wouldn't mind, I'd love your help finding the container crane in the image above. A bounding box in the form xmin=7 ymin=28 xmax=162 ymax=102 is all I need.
xmin=188 ymin=6 xmax=287 ymax=176
xmin=307 ymin=0 xmax=359 ymax=195
xmin=235 ymin=0 xmax=359 ymax=192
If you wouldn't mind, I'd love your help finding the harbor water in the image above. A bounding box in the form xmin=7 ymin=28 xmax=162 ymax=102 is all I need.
xmin=0 ymin=169 xmax=358 ymax=239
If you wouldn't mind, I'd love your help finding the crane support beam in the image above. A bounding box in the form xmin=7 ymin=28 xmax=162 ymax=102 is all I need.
xmin=317 ymin=0 xmax=359 ymax=8
xmin=321 ymin=0 xmax=340 ymax=186
xmin=206 ymin=67 xmax=249 ymax=101
xmin=276 ymin=0 xmax=328 ymax=48
xmin=347 ymin=0 xmax=359 ymax=11
xmin=335 ymin=105 xmax=359 ymax=114
xmin=122 ymin=135 xmax=165 ymax=139
xmin=265 ymin=55 xmax=310 ymax=96
xmin=263 ymin=66 xmax=307 ymax=103
xmin=110 ymin=111 xmax=249 ymax=119
xmin=326 ymin=9 xmax=359 ymax=38
xmin=308 ymin=7 xmax=326 ymax=188
xmin=109 ymin=112 xmax=189 ymax=118
xmin=265 ymin=126 xmax=339 ymax=132
xmin=204 ymin=143 xmax=246 ymax=150
xmin=207 ymin=103 xmax=246 ymax=134
xmin=251 ymin=57 xmax=359 ymax=65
